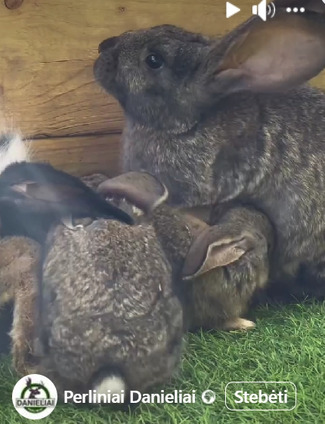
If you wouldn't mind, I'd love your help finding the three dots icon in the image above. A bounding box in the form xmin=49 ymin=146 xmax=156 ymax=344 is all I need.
xmin=286 ymin=7 xmax=305 ymax=13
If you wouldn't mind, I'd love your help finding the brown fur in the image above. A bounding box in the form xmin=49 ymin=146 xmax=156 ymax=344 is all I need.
xmin=100 ymin=173 xmax=274 ymax=332
xmin=0 ymin=236 xmax=40 ymax=374
xmin=181 ymin=208 xmax=273 ymax=331
xmin=35 ymin=217 xmax=184 ymax=397
xmin=95 ymin=16 xmax=325 ymax=299
xmin=148 ymin=204 xmax=273 ymax=331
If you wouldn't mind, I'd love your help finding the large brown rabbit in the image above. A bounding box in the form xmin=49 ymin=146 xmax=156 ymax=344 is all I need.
xmin=94 ymin=8 xmax=325 ymax=296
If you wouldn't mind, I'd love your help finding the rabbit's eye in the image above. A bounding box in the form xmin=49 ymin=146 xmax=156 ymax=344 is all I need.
xmin=145 ymin=54 xmax=164 ymax=69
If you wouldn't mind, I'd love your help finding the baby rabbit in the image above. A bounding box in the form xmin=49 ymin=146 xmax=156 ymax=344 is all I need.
xmin=0 ymin=236 xmax=40 ymax=374
xmin=182 ymin=208 xmax=273 ymax=331
xmin=94 ymin=10 xmax=325 ymax=298
xmin=0 ymin=161 xmax=133 ymax=243
xmin=98 ymin=172 xmax=274 ymax=332
xmin=33 ymin=189 xmax=185 ymax=400
xmin=0 ymin=133 xmax=133 ymax=376
xmin=10 ymin=172 xmax=272 ymax=403
xmin=0 ymin=133 xmax=41 ymax=372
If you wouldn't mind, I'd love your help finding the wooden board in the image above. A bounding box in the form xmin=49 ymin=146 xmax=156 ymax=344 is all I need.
xmin=0 ymin=0 xmax=324 ymax=140
xmin=29 ymin=133 xmax=122 ymax=177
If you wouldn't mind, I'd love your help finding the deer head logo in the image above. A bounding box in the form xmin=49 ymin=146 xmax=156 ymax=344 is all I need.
xmin=25 ymin=377 xmax=44 ymax=399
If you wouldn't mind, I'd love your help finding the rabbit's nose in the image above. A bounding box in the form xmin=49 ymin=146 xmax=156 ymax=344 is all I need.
xmin=98 ymin=36 xmax=118 ymax=53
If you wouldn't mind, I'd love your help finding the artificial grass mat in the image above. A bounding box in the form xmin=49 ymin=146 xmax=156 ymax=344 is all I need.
xmin=0 ymin=301 xmax=324 ymax=424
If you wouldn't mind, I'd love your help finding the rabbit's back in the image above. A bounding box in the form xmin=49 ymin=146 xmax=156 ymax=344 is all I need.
xmin=124 ymin=86 xmax=325 ymax=202
xmin=41 ymin=219 xmax=183 ymax=387
xmin=124 ymin=86 xmax=325 ymax=269
xmin=43 ymin=220 xmax=171 ymax=316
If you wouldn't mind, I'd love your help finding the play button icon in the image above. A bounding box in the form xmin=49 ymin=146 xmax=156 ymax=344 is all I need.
xmin=226 ymin=2 xmax=241 ymax=18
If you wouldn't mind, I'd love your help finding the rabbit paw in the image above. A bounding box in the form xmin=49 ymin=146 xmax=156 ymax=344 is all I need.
xmin=222 ymin=317 xmax=256 ymax=331
xmin=12 ymin=340 xmax=37 ymax=376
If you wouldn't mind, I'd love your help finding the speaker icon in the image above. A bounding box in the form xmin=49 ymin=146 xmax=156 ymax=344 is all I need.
xmin=252 ymin=0 xmax=276 ymax=21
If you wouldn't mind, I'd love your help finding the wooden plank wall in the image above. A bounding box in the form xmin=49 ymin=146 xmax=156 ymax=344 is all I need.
xmin=0 ymin=0 xmax=324 ymax=176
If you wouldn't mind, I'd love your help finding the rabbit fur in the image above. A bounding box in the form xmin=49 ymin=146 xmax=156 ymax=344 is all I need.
xmin=34 ymin=207 xmax=185 ymax=399
xmin=94 ymin=10 xmax=325 ymax=297
xmin=99 ymin=172 xmax=274 ymax=333
xmin=0 ymin=134 xmax=133 ymax=379
xmin=0 ymin=133 xmax=41 ymax=372
xmin=0 ymin=166 xmax=183 ymax=399
xmin=9 ymin=170 xmax=272 ymax=402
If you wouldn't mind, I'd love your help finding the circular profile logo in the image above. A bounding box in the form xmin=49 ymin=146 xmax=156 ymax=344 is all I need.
xmin=12 ymin=374 xmax=58 ymax=420
xmin=201 ymin=389 xmax=216 ymax=404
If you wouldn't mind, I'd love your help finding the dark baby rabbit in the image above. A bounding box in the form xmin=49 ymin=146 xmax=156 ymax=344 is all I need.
xmin=0 ymin=161 xmax=133 ymax=243
xmin=94 ymin=8 xmax=325 ymax=296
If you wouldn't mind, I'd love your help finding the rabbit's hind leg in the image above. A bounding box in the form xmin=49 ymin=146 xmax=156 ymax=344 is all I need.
xmin=0 ymin=237 xmax=41 ymax=375
xmin=0 ymin=241 xmax=18 ymax=356
xmin=11 ymin=282 xmax=39 ymax=375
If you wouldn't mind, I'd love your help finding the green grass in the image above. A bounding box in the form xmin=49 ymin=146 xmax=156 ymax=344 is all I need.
xmin=1 ymin=301 xmax=324 ymax=423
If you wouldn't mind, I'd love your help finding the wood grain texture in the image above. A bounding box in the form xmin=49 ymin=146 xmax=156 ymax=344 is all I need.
xmin=29 ymin=134 xmax=122 ymax=177
xmin=0 ymin=0 xmax=324 ymax=139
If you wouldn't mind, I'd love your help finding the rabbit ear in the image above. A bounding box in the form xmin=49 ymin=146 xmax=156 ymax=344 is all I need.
xmin=98 ymin=172 xmax=168 ymax=214
xmin=205 ymin=11 xmax=325 ymax=95
xmin=0 ymin=162 xmax=133 ymax=225
xmin=182 ymin=227 xmax=255 ymax=279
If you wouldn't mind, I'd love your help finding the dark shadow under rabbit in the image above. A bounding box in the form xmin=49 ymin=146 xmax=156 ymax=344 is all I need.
xmin=94 ymin=7 xmax=325 ymax=299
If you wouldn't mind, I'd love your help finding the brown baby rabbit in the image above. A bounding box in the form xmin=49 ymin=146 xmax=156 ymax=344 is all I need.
xmin=30 ymin=178 xmax=185 ymax=400
xmin=0 ymin=133 xmax=41 ymax=373
xmin=94 ymin=9 xmax=325 ymax=298
xmin=0 ymin=236 xmax=40 ymax=374
xmin=182 ymin=208 xmax=273 ymax=331
xmin=10 ymin=171 xmax=272 ymax=403
xmin=99 ymin=172 xmax=274 ymax=332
